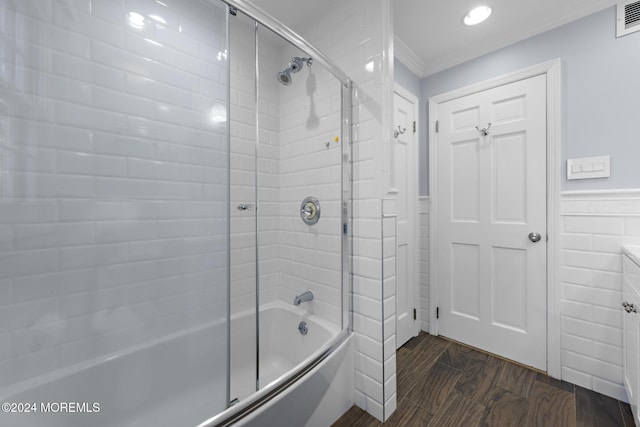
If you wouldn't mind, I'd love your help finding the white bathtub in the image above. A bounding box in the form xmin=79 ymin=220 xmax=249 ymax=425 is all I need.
xmin=0 ymin=302 xmax=353 ymax=427
xmin=233 ymin=334 xmax=353 ymax=427
xmin=230 ymin=301 xmax=341 ymax=401
xmin=208 ymin=301 xmax=354 ymax=427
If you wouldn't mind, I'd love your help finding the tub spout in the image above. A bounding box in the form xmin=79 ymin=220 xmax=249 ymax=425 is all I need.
xmin=293 ymin=290 xmax=314 ymax=306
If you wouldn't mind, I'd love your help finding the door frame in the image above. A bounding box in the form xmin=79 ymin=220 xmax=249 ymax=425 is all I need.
xmin=392 ymin=83 xmax=421 ymax=342
xmin=428 ymin=59 xmax=562 ymax=378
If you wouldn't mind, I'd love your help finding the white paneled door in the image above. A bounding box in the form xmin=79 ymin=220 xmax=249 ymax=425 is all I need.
xmin=435 ymin=74 xmax=547 ymax=370
xmin=394 ymin=87 xmax=419 ymax=349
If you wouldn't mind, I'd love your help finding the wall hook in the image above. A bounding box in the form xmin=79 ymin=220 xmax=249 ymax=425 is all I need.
xmin=475 ymin=123 xmax=492 ymax=136
xmin=394 ymin=126 xmax=406 ymax=138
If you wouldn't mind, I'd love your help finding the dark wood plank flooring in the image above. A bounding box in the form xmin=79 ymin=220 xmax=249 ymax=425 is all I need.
xmin=332 ymin=332 xmax=634 ymax=427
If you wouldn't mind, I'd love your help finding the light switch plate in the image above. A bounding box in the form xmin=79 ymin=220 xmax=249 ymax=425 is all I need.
xmin=567 ymin=155 xmax=610 ymax=180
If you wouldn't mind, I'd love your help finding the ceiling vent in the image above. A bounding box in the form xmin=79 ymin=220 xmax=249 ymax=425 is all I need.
xmin=617 ymin=0 xmax=640 ymax=37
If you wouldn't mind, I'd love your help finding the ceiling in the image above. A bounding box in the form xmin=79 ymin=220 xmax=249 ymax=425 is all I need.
xmin=248 ymin=0 xmax=619 ymax=77
xmin=394 ymin=0 xmax=618 ymax=77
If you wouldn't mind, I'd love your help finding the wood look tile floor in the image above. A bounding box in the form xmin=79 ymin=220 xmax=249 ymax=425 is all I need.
xmin=332 ymin=333 xmax=634 ymax=427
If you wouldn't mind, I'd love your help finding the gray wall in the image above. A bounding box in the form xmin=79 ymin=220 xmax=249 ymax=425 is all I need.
xmin=394 ymin=58 xmax=421 ymax=96
xmin=420 ymin=6 xmax=640 ymax=194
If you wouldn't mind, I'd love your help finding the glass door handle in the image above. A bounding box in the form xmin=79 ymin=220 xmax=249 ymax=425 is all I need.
xmin=237 ymin=203 xmax=254 ymax=211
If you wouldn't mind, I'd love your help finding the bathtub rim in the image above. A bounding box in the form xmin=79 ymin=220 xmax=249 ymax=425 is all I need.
xmin=196 ymin=327 xmax=351 ymax=427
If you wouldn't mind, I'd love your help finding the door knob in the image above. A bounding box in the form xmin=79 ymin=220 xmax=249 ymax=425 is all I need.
xmin=528 ymin=232 xmax=542 ymax=243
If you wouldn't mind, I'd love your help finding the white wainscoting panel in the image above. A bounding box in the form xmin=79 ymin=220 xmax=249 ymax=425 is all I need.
xmin=561 ymin=189 xmax=640 ymax=401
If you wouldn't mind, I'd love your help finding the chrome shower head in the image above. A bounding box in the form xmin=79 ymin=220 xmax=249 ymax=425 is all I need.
xmin=276 ymin=57 xmax=312 ymax=86
xmin=277 ymin=68 xmax=292 ymax=86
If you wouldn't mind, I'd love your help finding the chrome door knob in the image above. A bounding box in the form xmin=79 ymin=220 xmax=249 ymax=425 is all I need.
xmin=528 ymin=232 xmax=542 ymax=243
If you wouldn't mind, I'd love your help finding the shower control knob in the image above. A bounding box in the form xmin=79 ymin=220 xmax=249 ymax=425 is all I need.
xmin=300 ymin=197 xmax=320 ymax=225
xmin=528 ymin=232 xmax=542 ymax=243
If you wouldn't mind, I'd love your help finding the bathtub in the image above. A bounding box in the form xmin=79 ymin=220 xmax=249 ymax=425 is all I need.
xmin=205 ymin=301 xmax=353 ymax=427
xmin=230 ymin=301 xmax=341 ymax=400
xmin=0 ymin=302 xmax=353 ymax=427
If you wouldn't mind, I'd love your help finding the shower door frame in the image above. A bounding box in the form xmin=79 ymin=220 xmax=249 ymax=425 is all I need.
xmin=201 ymin=0 xmax=353 ymax=426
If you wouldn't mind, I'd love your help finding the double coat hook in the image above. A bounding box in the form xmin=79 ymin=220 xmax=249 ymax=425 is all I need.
xmin=393 ymin=126 xmax=406 ymax=138
xmin=475 ymin=123 xmax=492 ymax=136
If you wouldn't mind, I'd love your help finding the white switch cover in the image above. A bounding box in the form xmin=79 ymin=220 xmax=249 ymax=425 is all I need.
xmin=567 ymin=155 xmax=610 ymax=180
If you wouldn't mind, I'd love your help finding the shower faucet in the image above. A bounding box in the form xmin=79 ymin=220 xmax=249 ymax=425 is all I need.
xmin=293 ymin=290 xmax=314 ymax=306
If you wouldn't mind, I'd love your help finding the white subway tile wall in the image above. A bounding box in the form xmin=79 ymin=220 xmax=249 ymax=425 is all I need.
xmin=275 ymin=39 xmax=343 ymax=325
xmin=228 ymin=16 xmax=344 ymax=325
xmin=560 ymin=191 xmax=640 ymax=401
xmin=382 ymin=211 xmax=397 ymax=418
xmin=300 ymin=0 xmax=394 ymax=420
xmin=0 ymin=0 xmax=229 ymax=390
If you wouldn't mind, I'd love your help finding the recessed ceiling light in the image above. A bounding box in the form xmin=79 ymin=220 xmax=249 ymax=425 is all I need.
xmin=463 ymin=6 xmax=492 ymax=26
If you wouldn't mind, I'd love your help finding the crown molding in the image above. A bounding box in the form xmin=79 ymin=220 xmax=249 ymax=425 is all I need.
xmin=393 ymin=35 xmax=425 ymax=77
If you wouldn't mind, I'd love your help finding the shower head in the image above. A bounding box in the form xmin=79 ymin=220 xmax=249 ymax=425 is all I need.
xmin=277 ymin=68 xmax=292 ymax=86
xmin=276 ymin=57 xmax=313 ymax=86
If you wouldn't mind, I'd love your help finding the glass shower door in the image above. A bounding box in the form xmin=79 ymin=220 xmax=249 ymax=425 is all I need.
xmin=228 ymin=10 xmax=346 ymax=401
xmin=228 ymin=9 xmax=258 ymax=403
xmin=0 ymin=0 xmax=230 ymax=425
xmin=255 ymin=22 xmax=346 ymax=389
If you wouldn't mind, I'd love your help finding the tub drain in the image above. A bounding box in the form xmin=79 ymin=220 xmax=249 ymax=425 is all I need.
xmin=298 ymin=321 xmax=308 ymax=335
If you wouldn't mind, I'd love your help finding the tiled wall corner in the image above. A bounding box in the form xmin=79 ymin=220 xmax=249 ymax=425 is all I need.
xmin=560 ymin=190 xmax=640 ymax=402
xmin=418 ymin=197 xmax=431 ymax=332
xmin=382 ymin=200 xmax=397 ymax=421
xmin=352 ymin=195 xmax=384 ymax=420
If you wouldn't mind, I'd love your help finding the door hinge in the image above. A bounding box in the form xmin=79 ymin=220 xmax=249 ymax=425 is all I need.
xmin=413 ymin=308 xmax=417 ymax=320
xmin=436 ymin=307 xmax=439 ymax=319
xmin=413 ymin=121 xmax=416 ymax=133
xmin=435 ymin=120 xmax=439 ymax=133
